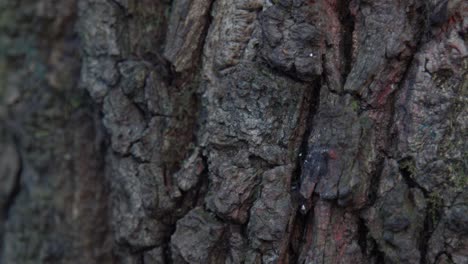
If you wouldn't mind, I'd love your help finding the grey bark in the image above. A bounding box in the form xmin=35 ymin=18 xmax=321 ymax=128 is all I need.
xmin=0 ymin=0 xmax=467 ymax=263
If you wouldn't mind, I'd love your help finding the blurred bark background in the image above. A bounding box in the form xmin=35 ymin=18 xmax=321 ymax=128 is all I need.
xmin=0 ymin=0 xmax=466 ymax=263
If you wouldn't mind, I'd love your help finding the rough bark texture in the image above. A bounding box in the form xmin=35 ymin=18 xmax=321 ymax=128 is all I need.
xmin=0 ymin=0 xmax=467 ymax=263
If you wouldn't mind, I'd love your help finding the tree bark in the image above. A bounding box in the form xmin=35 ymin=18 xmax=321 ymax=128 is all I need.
xmin=0 ymin=0 xmax=467 ymax=263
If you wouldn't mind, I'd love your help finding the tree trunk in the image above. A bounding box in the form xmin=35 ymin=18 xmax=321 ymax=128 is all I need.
xmin=0 ymin=0 xmax=467 ymax=263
